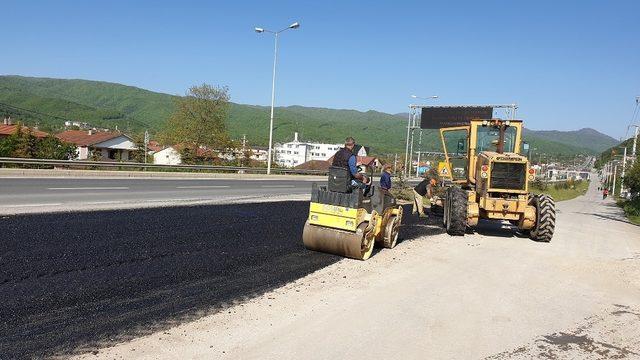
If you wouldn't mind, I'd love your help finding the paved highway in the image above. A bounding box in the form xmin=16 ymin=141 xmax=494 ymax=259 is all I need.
xmin=0 ymin=178 xmax=321 ymax=212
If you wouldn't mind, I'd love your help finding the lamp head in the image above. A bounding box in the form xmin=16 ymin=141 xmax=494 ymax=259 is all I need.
xmin=254 ymin=27 xmax=264 ymax=33
xmin=289 ymin=22 xmax=300 ymax=29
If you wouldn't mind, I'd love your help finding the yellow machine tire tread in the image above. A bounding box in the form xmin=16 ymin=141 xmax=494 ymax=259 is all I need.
xmin=382 ymin=215 xmax=400 ymax=249
xmin=528 ymin=194 xmax=555 ymax=242
xmin=445 ymin=186 xmax=467 ymax=236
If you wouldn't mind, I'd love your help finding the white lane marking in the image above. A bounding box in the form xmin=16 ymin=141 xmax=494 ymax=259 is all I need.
xmin=85 ymin=201 xmax=124 ymax=205
xmin=47 ymin=187 xmax=130 ymax=190
xmin=175 ymin=185 xmax=231 ymax=189
xmin=3 ymin=203 xmax=63 ymax=208
xmin=260 ymin=185 xmax=296 ymax=188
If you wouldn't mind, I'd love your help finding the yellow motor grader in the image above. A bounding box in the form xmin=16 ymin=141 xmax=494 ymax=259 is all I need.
xmin=437 ymin=118 xmax=555 ymax=241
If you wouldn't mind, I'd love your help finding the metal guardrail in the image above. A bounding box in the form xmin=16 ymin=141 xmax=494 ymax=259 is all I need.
xmin=0 ymin=157 xmax=329 ymax=175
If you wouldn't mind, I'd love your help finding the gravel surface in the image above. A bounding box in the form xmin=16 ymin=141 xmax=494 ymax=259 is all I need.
xmin=69 ymin=178 xmax=640 ymax=359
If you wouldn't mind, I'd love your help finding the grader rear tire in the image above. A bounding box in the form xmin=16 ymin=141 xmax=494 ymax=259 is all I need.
xmin=445 ymin=187 xmax=467 ymax=236
xmin=529 ymin=194 xmax=556 ymax=242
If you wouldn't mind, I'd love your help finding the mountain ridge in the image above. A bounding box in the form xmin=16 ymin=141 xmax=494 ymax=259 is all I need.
xmin=0 ymin=75 xmax=619 ymax=155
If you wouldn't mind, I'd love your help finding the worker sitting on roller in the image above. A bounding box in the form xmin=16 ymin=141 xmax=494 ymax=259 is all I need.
xmin=332 ymin=137 xmax=371 ymax=191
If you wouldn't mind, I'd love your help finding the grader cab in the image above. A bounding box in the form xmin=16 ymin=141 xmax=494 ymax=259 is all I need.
xmin=439 ymin=119 xmax=556 ymax=242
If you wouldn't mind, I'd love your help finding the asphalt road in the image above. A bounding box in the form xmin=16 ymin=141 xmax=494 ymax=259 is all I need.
xmin=0 ymin=178 xmax=317 ymax=210
xmin=0 ymin=200 xmax=421 ymax=359
xmin=83 ymin=177 xmax=640 ymax=360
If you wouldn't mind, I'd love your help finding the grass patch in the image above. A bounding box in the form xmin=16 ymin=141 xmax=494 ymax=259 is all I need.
xmin=617 ymin=198 xmax=640 ymax=225
xmin=529 ymin=179 xmax=589 ymax=202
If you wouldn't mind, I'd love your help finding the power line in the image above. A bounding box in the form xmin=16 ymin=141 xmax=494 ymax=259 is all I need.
xmin=0 ymin=101 xmax=151 ymax=129
xmin=0 ymin=101 xmax=75 ymax=122
xmin=625 ymin=97 xmax=640 ymax=140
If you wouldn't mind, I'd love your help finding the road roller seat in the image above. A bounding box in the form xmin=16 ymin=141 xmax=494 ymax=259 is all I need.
xmin=327 ymin=166 xmax=352 ymax=193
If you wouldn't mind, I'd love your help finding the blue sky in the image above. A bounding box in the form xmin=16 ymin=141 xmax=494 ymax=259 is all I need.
xmin=2 ymin=0 xmax=639 ymax=138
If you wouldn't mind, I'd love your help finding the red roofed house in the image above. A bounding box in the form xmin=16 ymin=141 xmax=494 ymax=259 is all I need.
xmin=294 ymin=159 xmax=331 ymax=171
xmin=0 ymin=118 xmax=49 ymax=139
xmin=356 ymin=156 xmax=379 ymax=168
xmin=326 ymin=154 xmax=379 ymax=169
xmin=56 ymin=130 xmax=137 ymax=161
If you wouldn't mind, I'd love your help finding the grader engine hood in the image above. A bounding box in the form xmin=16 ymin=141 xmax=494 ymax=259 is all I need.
xmin=477 ymin=152 xmax=532 ymax=192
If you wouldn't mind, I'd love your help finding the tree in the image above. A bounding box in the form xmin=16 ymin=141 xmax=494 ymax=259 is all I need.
xmin=624 ymin=157 xmax=640 ymax=195
xmin=0 ymin=124 xmax=76 ymax=160
xmin=10 ymin=125 xmax=38 ymax=158
xmin=35 ymin=136 xmax=77 ymax=160
xmin=162 ymin=84 xmax=231 ymax=164
xmin=129 ymin=132 xmax=147 ymax=163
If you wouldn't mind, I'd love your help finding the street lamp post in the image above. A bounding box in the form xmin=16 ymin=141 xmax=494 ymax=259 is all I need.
xmin=255 ymin=22 xmax=300 ymax=175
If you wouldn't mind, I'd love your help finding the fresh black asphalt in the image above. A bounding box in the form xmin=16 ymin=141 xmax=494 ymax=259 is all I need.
xmin=0 ymin=200 xmax=431 ymax=359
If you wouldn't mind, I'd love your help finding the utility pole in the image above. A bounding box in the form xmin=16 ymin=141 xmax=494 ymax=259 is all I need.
xmin=608 ymin=162 xmax=614 ymax=189
xmin=393 ymin=153 xmax=398 ymax=173
xmin=612 ymin=164 xmax=617 ymax=196
xmin=621 ymin=146 xmax=627 ymax=195
xmin=144 ymin=130 xmax=149 ymax=164
xmin=415 ymin=129 xmax=423 ymax=177
xmin=409 ymin=124 xmax=415 ymax=177
xmin=404 ymin=110 xmax=412 ymax=177
xmin=241 ymin=134 xmax=247 ymax=166
xmin=631 ymin=125 xmax=639 ymax=160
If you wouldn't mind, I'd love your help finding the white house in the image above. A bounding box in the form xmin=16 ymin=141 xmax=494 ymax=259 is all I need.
xmin=250 ymin=146 xmax=269 ymax=162
xmin=274 ymin=132 xmax=342 ymax=167
xmin=153 ymin=147 xmax=182 ymax=165
xmin=56 ymin=130 xmax=137 ymax=161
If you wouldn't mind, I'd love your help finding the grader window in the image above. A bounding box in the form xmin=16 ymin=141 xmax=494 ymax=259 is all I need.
xmin=442 ymin=129 xmax=469 ymax=180
xmin=477 ymin=126 xmax=517 ymax=153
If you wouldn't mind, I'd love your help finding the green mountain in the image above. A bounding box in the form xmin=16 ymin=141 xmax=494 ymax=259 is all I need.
xmin=0 ymin=75 xmax=617 ymax=156
xmin=596 ymin=137 xmax=636 ymax=168
xmin=524 ymin=128 xmax=618 ymax=153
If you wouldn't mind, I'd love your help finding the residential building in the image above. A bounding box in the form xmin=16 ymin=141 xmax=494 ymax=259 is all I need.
xmin=153 ymin=146 xmax=182 ymax=165
xmin=249 ymin=146 xmax=269 ymax=162
xmin=274 ymin=132 xmax=342 ymax=168
xmin=0 ymin=118 xmax=49 ymax=139
xmin=294 ymin=160 xmax=331 ymax=172
xmin=56 ymin=130 xmax=137 ymax=161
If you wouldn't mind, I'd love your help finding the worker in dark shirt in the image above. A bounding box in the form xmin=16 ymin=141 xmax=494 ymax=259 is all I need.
xmin=413 ymin=176 xmax=436 ymax=217
xmin=380 ymin=164 xmax=392 ymax=192
xmin=332 ymin=137 xmax=369 ymax=190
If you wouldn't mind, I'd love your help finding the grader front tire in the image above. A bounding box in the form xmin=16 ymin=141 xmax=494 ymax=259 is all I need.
xmin=445 ymin=187 xmax=468 ymax=236
xmin=529 ymin=194 xmax=556 ymax=242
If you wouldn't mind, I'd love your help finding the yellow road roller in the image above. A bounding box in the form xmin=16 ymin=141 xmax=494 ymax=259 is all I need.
xmin=302 ymin=167 xmax=403 ymax=260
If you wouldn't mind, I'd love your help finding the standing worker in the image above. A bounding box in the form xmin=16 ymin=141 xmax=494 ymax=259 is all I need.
xmin=603 ymin=188 xmax=609 ymax=200
xmin=380 ymin=164 xmax=392 ymax=192
xmin=413 ymin=175 xmax=437 ymax=217
xmin=332 ymin=137 xmax=370 ymax=190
